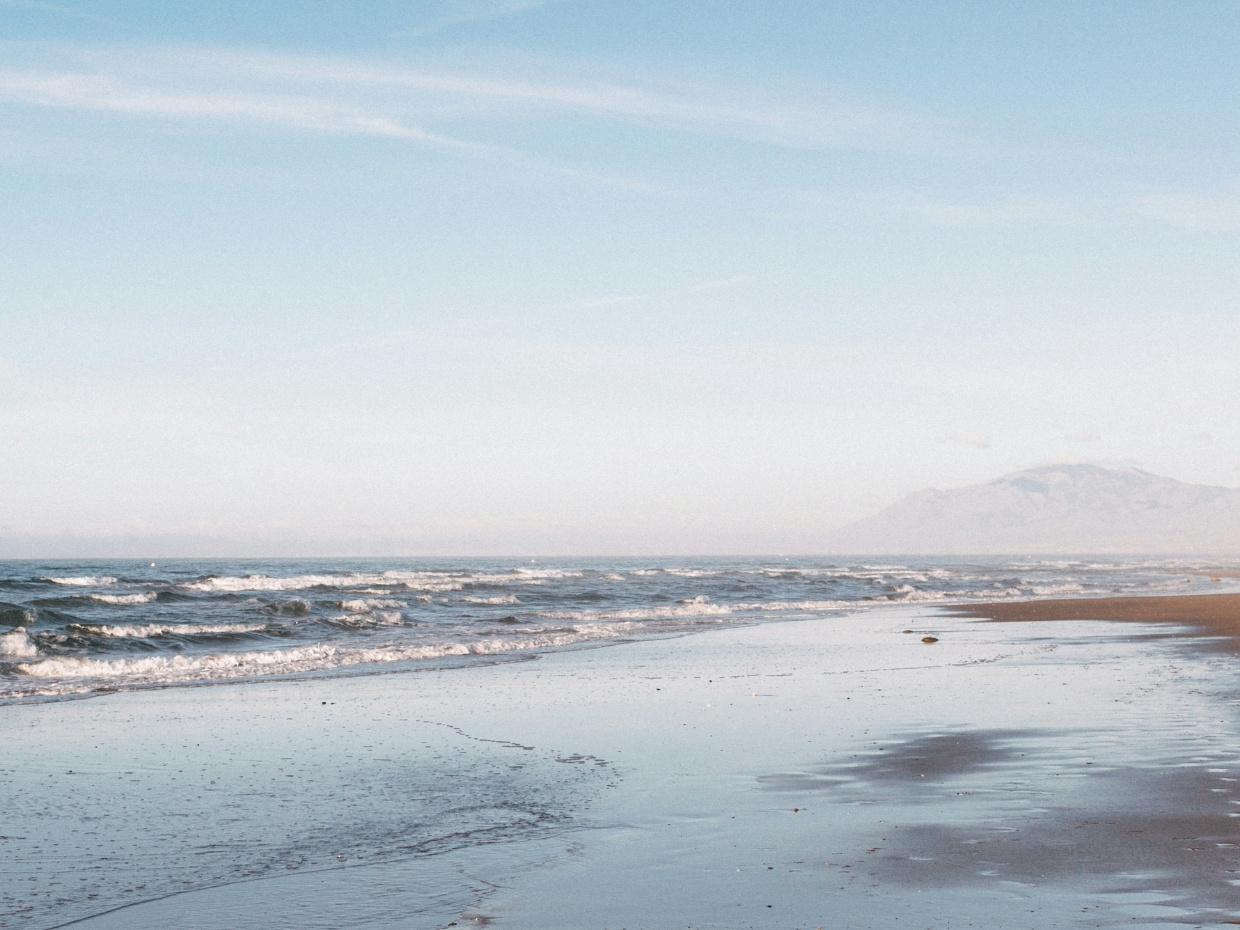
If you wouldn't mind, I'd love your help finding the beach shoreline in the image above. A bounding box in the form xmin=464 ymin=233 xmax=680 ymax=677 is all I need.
xmin=5 ymin=594 xmax=1240 ymax=928
xmin=952 ymin=590 xmax=1240 ymax=638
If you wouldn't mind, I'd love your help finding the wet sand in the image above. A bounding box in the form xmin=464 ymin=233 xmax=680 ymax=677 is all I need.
xmin=5 ymin=602 xmax=1240 ymax=928
xmin=953 ymin=591 xmax=1240 ymax=637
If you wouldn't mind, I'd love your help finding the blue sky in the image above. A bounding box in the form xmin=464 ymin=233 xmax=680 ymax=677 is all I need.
xmin=2 ymin=1 xmax=1238 ymax=555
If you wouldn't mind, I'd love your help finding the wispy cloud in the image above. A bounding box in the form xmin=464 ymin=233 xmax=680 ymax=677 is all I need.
xmin=0 ymin=64 xmax=699 ymax=194
xmin=211 ymin=48 xmax=962 ymax=154
xmin=0 ymin=70 xmax=483 ymax=150
xmin=0 ymin=43 xmax=969 ymax=157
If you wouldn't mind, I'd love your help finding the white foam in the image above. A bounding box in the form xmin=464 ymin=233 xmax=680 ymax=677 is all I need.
xmin=511 ymin=568 xmax=583 ymax=581
xmin=182 ymin=567 xmax=588 ymax=595
xmin=885 ymin=587 xmax=949 ymax=602
xmin=184 ymin=572 xmax=465 ymax=593
xmin=16 ymin=625 xmax=633 ymax=684
xmin=330 ymin=610 xmax=404 ymax=628
xmin=46 ymin=576 xmax=117 ymax=586
xmin=338 ymin=598 xmax=406 ymax=612
xmin=627 ymin=566 xmax=959 ymax=585
xmin=1026 ymin=583 xmax=1088 ymax=596
xmin=461 ymin=595 xmax=519 ymax=605
xmin=748 ymin=599 xmax=855 ymax=611
xmin=89 ymin=592 xmax=158 ymax=605
xmin=537 ymin=597 xmax=856 ymax=623
xmin=0 ymin=628 xmax=38 ymax=658
xmin=75 ymin=622 xmax=269 ymax=638
xmin=19 ymin=644 xmax=344 ymax=679
xmin=538 ymin=600 xmax=735 ymax=622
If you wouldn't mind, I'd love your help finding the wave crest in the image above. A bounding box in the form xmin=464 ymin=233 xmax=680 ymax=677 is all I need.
xmin=90 ymin=592 xmax=158 ymax=605
xmin=1 ymin=628 xmax=38 ymax=658
xmin=15 ymin=625 xmax=634 ymax=684
xmin=338 ymin=598 xmax=406 ymax=612
xmin=71 ymin=622 xmax=269 ymax=638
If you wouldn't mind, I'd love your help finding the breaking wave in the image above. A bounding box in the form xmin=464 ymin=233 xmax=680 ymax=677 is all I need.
xmin=338 ymin=598 xmax=406 ymax=612
xmin=1 ymin=628 xmax=38 ymax=658
xmin=15 ymin=624 xmax=635 ymax=686
xmin=3 ymin=555 xmax=1233 ymax=701
xmin=90 ymin=592 xmax=158 ymax=605
xmin=72 ymin=622 xmax=270 ymax=638
xmin=182 ymin=568 xmax=583 ymax=594
xmin=184 ymin=572 xmax=464 ymax=593
xmin=329 ymin=610 xmax=404 ymax=628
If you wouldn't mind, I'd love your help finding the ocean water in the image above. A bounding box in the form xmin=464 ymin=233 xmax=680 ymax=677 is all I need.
xmin=1 ymin=556 xmax=1235 ymax=702
xmin=6 ymin=559 xmax=1240 ymax=929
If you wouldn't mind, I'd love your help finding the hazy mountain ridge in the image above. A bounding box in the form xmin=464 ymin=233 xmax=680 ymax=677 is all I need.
xmin=828 ymin=465 xmax=1240 ymax=554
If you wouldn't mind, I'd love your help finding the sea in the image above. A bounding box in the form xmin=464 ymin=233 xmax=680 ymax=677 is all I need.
xmin=4 ymin=556 xmax=1237 ymax=703
xmin=7 ymin=556 xmax=1240 ymax=929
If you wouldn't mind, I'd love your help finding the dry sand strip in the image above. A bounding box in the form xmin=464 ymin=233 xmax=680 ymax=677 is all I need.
xmin=951 ymin=591 xmax=1240 ymax=637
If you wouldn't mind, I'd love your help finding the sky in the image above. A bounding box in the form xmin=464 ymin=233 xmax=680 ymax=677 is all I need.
xmin=2 ymin=1 xmax=1239 ymax=556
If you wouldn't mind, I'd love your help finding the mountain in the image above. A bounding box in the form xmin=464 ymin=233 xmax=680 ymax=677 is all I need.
xmin=826 ymin=464 xmax=1240 ymax=554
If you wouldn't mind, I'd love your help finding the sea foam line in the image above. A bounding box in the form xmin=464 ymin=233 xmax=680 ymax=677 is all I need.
xmin=182 ymin=567 xmax=584 ymax=594
xmin=72 ymin=622 xmax=270 ymax=638
xmin=15 ymin=624 xmax=638 ymax=682
xmin=183 ymin=572 xmax=462 ymax=593
xmin=329 ymin=611 xmax=404 ymax=628
xmin=89 ymin=592 xmax=158 ymax=605
xmin=534 ymin=597 xmax=856 ymax=622
xmin=338 ymin=598 xmax=406 ymax=612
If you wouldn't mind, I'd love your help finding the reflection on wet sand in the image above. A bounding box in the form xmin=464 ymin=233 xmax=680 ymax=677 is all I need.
xmin=759 ymin=730 xmax=1029 ymax=792
xmin=762 ymin=726 xmax=1240 ymax=922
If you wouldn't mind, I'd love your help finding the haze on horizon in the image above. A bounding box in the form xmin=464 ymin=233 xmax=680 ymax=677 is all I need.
xmin=2 ymin=1 xmax=1239 ymax=557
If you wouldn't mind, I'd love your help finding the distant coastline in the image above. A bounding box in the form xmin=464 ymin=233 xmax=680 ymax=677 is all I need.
xmin=827 ymin=464 xmax=1240 ymax=555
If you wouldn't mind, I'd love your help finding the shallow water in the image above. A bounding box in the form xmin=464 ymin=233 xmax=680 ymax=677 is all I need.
xmin=479 ymin=613 xmax=1240 ymax=928
xmin=3 ymin=556 xmax=1235 ymax=700
xmin=4 ymin=605 xmax=1240 ymax=928
xmin=0 ymin=681 xmax=612 ymax=929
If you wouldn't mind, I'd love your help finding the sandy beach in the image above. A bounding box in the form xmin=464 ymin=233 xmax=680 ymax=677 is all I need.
xmin=955 ymin=591 xmax=1240 ymax=637
xmin=5 ymin=590 xmax=1240 ymax=929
